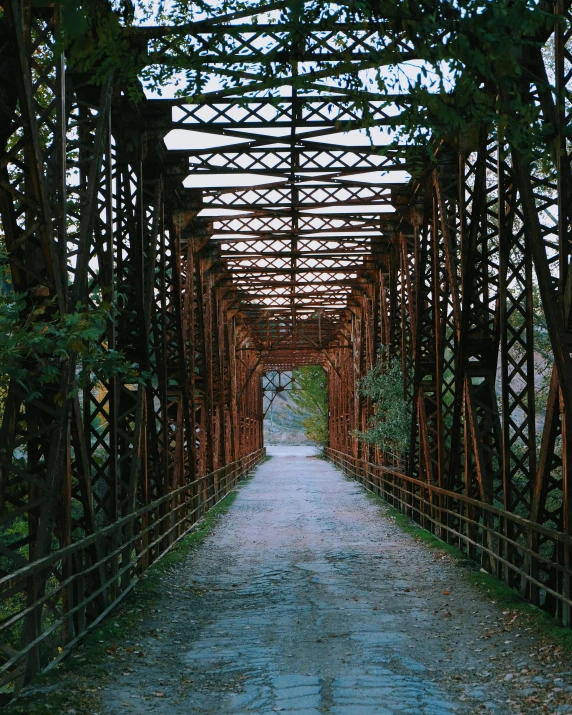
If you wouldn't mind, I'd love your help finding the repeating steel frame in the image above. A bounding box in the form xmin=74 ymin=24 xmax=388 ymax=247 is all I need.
xmin=1 ymin=0 xmax=572 ymax=697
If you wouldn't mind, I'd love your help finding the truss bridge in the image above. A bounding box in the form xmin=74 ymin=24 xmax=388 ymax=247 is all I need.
xmin=1 ymin=0 xmax=572 ymax=700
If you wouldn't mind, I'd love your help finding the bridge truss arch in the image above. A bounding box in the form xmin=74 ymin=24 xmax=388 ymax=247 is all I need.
xmin=1 ymin=0 xmax=572 ymax=695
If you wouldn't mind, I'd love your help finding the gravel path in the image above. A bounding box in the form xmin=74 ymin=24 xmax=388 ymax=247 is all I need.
xmin=99 ymin=447 xmax=572 ymax=715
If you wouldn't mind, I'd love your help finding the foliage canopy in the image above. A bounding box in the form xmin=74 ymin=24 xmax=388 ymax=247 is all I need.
xmin=0 ymin=291 xmax=144 ymax=408
xmin=54 ymin=0 xmax=557 ymax=162
xmin=290 ymin=366 xmax=329 ymax=447
xmin=354 ymin=352 xmax=411 ymax=456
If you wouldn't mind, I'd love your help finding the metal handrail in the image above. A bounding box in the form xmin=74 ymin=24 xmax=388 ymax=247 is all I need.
xmin=325 ymin=447 xmax=572 ymax=616
xmin=0 ymin=449 xmax=266 ymax=693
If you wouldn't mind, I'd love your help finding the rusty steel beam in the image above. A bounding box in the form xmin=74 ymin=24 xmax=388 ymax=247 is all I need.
xmin=3 ymin=0 xmax=572 ymax=700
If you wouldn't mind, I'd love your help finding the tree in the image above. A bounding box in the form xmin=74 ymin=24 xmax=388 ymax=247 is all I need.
xmin=289 ymin=366 xmax=329 ymax=447
xmin=354 ymin=352 xmax=411 ymax=456
xmin=0 ymin=291 xmax=144 ymax=407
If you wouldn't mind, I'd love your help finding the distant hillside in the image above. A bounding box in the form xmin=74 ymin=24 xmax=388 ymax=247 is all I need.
xmin=264 ymin=389 xmax=313 ymax=445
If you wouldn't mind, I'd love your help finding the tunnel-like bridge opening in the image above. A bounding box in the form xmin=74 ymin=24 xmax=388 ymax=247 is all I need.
xmin=1 ymin=0 xmax=572 ymax=700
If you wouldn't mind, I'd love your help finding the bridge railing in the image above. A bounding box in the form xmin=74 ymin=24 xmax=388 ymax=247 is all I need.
xmin=0 ymin=449 xmax=266 ymax=698
xmin=325 ymin=448 xmax=572 ymax=625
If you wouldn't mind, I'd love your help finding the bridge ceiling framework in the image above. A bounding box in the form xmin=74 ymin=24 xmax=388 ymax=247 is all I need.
xmin=1 ymin=0 xmax=572 ymax=697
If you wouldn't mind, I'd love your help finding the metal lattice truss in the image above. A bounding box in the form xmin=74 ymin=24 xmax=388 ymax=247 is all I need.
xmin=262 ymin=371 xmax=295 ymax=417
xmin=2 ymin=0 xmax=572 ymax=695
xmin=157 ymin=88 xmax=402 ymax=366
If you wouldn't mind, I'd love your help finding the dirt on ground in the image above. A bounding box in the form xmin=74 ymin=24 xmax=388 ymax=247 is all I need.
xmin=90 ymin=446 xmax=572 ymax=715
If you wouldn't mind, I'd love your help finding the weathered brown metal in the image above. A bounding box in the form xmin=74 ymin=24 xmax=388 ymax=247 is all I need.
xmin=2 ymin=0 xmax=572 ymax=699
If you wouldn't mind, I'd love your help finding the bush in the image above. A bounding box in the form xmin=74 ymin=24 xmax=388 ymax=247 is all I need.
xmin=354 ymin=351 xmax=411 ymax=456
xmin=289 ymin=366 xmax=329 ymax=446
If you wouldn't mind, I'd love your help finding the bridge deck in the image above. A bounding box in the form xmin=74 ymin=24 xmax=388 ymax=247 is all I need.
xmin=88 ymin=449 xmax=571 ymax=715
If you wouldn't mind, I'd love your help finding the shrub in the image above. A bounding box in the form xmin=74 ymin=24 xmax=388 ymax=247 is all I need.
xmin=289 ymin=366 xmax=329 ymax=446
xmin=354 ymin=351 xmax=411 ymax=456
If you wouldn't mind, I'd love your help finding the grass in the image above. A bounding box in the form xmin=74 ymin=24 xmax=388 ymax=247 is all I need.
xmin=362 ymin=487 xmax=462 ymax=558
xmin=464 ymin=569 xmax=572 ymax=651
xmin=360 ymin=481 xmax=572 ymax=653
xmin=4 ymin=472 xmax=259 ymax=715
xmin=308 ymin=448 xmax=328 ymax=460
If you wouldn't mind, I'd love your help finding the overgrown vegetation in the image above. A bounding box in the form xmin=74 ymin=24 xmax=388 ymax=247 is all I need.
xmin=354 ymin=349 xmax=411 ymax=456
xmin=0 ymin=291 xmax=144 ymax=408
xmin=53 ymin=0 xmax=557 ymax=166
xmin=0 ymin=258 xmax=143 ymax=568
xmin=289 ymin=366 xmax=329 ymax=447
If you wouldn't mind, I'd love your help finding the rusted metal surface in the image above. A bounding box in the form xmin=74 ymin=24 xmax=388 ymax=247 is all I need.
xmin=327 ymin=448 xmax=572 ymax=620
xmin=0 ymin=450 xmax=265 ymax=691
xmin=1 ymin=0 xmax=572 ymax=699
